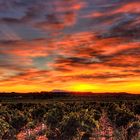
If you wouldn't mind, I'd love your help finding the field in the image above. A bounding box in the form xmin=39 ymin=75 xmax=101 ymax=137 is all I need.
xmin=0 ymin=93 xmax=140 ymax=140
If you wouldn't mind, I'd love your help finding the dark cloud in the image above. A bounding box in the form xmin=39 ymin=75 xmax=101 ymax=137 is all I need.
xmin=101 ymin=17 xmax=140 ymax=39
xmin=96 ymin=47 xmax=140 ymax=68
xmin=56 ymin=56 xmax=101 ymax=66
xmin=0 ymin=17 xmax=22 ymax=24
xmin=54 ymin=67 xmax=72 ymax=72
xmin=56 ymin=72 xmax=135 ymax=84
xmin=75 ymin=73 xmax=134 ymax=79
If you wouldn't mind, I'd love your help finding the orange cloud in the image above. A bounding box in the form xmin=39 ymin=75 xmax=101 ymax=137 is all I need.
xmin=0 ymin=30 xmax=140 ymax=93
xmin=0 ymin=1 xmax=140 ymax=93
xmin=53 ymin=1 xmax=86 ymax=13
xmin=114 ymin=2 xmax=140 ymax=14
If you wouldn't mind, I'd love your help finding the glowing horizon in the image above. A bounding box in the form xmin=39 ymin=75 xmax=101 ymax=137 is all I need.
xmin=0 ymin=0 xmax=140 ymax=94
xmin=0 ymin=81 xmax=140 ymax=94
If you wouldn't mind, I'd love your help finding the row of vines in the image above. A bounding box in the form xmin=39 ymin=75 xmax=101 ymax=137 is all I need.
xmin=0 ymin=101 xmax=140 ymax=140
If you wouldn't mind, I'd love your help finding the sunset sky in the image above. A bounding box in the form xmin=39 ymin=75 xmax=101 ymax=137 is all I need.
xmin=0 ymin=0 xmax=140 ymax=93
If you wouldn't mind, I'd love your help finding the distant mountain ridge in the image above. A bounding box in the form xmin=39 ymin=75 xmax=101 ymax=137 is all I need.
xmin=0 ymin=91 xmax=140 ymax=103
xmin=51 ymin=89 xmax=68 ymax=93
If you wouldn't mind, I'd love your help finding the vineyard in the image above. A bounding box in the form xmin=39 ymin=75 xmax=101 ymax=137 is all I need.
xmin=0 ymin=101 xmax=140 ymax=140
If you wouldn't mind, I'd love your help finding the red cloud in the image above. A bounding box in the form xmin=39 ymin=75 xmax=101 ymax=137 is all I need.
xmin=53 ymin=1 xmax=86 ymax=13
xmin=114 ymin=2 xmax=140 ymax=14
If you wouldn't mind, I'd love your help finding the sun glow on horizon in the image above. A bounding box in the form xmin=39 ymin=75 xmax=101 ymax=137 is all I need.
xmin=68 ymin=83 xmax=99 ymax=92
xmin=0 ymin=80 xmax=140 ymax=94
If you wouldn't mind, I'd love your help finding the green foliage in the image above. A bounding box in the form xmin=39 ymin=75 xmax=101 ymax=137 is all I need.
xmin=107 ymin=103 xmax=136 ymax=128
xmin=31 ymin=107 xmax=46 ymax=121
xmin=0 ymin=101 xmax=139 ymax=140
xmin=0 ymin=118 xmax=10 ymax=137
xmin=127 ymin=121 xmax=140 ymax=140
xmin=79 ymin=109 xmax=99 ymax=132
xmin=10 ymin=116 xmax=27 ymax=130
xmin=26 ymin=121 xmax=36 ymax=129
xmin=46 ymin=106 xmax=63 ymax=128
xmin=60 ymin=112 xmax=80 ymax=140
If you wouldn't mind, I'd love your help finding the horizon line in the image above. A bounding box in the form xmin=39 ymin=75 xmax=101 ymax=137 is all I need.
xmin=0 ymin=91 xmax=139 ymax=95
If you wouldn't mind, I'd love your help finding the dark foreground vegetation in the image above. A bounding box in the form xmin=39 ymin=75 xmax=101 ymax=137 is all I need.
xmin=0 ymin=99 xmax=140 ymax=140
xmin=0 ymin=92 xmax=140 ymax=103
